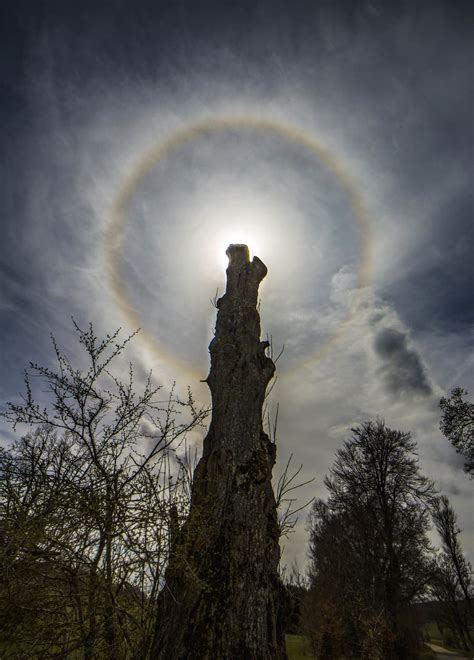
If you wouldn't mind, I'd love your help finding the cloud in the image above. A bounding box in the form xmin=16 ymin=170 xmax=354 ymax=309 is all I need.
xmin=1 ymin=0 xmax=473 ymax=571
xmin=373 ymin=326 xmax=432 ymax=398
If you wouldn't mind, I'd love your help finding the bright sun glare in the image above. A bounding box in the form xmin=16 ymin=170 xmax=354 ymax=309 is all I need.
xmin=216 ymin=234 xmax=261 ymax=270
xmin=206 ymin=202 xmax=272 ymax=271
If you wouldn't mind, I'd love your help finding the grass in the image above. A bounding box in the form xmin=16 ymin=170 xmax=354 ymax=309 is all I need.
xmin=422 ymin=621 xmax=474 ymax=658
xmin=286 ymin=634 xmax=315 ymax=659
xmin=284 ymin=633 xmax=460 ymax=660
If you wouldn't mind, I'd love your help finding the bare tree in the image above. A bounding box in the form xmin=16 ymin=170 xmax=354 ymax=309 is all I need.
xmin=429 ymin=495 xmax=473 ymax=651
xmin=0 ymin=323 xmax=207 ymax=659
xmin=274 ymin=453 xmax=314 ymax=540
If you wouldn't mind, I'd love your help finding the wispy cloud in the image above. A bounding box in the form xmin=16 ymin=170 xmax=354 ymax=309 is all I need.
xmin=1 ymin=1 xmax=472 ymax=569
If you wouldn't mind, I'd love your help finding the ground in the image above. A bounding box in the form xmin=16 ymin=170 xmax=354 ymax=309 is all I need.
xmin=285 ymin=631 xmax=473 ymax=660
xmin=285 ymin=634 xmax=314 ymax=659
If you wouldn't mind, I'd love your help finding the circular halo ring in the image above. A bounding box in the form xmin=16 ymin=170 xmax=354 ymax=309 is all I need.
xmin=105 ymin=117 xmax=372 ymax=379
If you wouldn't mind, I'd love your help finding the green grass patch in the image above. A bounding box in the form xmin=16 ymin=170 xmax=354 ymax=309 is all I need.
xmin=422 ymin=620 xmax=442 ymax=640
xmin=285 ymin=634 xmax=315 ymax=659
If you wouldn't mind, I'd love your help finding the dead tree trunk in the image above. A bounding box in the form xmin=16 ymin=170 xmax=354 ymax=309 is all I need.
xmin=152 ymin=244 xmax=287 ymax=659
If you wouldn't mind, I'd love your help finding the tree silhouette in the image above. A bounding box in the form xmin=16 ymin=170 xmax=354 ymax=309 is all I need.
xmin=152 ymin=245 xmax=287 ymax=659
xmin=440 ymin=387 xmax=474 ymax=477
xmin=0 ymin=323 xmax=207 ymax=658
xmin=307 ymin=420 xmax=434 ymax=660
xmin=430 ymin=495 xmax=473 ymax=650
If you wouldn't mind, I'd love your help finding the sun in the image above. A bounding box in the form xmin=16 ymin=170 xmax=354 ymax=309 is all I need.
xmin=216 ymin=234 xmax=261 ymax=271
xmin=106 ymin=116 xmax=371 ymax=376
xmin=203 ymin=200 xmax=274 ymax=272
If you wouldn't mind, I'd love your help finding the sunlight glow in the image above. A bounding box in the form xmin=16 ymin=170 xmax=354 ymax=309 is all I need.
xmin=218 ymin=237 xmax=260 ymax=270
xmin=214 ymin=218 xmax=264 ymax=271
xmin=106 ymin=117 xmax=371 ymax=376
xmin=190 ymin=192 xmax=280 ymax=274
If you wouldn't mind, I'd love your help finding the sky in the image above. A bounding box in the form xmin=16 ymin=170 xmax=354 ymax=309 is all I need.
xmin=1 ymin=0 xmax=473 ymax=570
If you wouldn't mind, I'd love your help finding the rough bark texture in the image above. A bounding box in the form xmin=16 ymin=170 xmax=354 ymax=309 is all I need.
xmin=152 ymin=244 xmax=287 ymax=659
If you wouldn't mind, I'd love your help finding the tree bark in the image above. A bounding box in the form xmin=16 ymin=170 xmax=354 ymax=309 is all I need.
xmin=152 ymin=244 xmax=287 ymax=659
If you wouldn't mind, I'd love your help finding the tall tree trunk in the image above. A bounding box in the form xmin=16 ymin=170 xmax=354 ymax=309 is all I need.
xmin=152 ymin=245 xmax=287 ymax=659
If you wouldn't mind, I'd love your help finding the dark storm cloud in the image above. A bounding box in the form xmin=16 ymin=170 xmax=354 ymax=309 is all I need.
xmin=374 ymin=326 xmax=432 ymax=397
xmin=381 ymin=191 xmax=474 ymax=334
xmin=0 ymin=262 xmax=61 ymax=404
xmin=4 ymin=1 xmax=472 ymax=96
